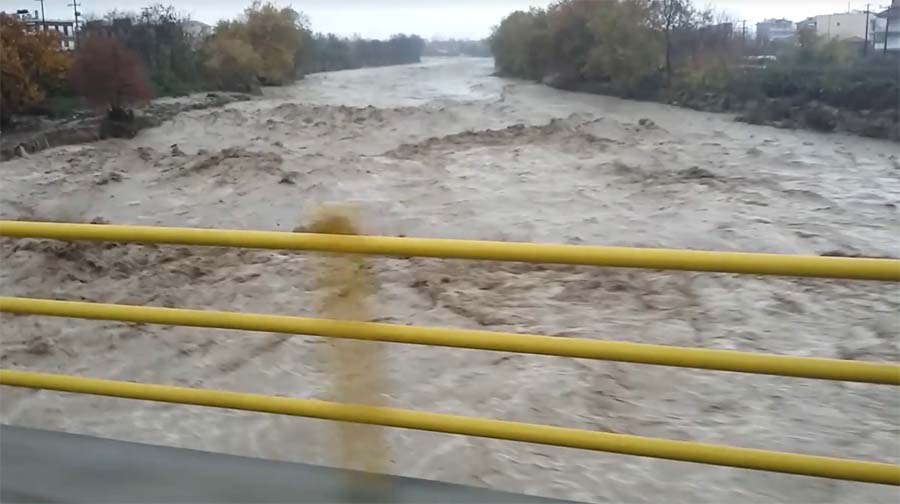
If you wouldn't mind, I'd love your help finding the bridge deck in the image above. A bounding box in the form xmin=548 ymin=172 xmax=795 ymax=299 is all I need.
xmin=1 ymin=424 xmax=569 ymax=503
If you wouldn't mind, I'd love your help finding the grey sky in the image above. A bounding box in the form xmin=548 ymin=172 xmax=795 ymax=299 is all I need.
xmin=5 ymin=0 xmax=886 ymax=39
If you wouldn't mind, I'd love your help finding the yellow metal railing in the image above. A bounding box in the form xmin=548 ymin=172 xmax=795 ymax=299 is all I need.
xmin=1 ymin=221 xmax=899 ymax=486
xmin=2 ymin=220 xmax=898 ymax=280
xmin=2 ymin=369 xmax=897 ymax=485
xmin=2 ymin=297 xmax=897 ymax=384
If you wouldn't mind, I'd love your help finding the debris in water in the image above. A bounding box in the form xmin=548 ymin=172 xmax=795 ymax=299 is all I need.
xmin=306 ymin=205 xmax=391 ymax=495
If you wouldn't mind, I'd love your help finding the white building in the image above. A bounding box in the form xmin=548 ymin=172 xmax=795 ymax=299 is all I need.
xmin=12 ymin=9 xmax=78 ymax=50
xmin=809 ymin=12 xmax=870 ymax=40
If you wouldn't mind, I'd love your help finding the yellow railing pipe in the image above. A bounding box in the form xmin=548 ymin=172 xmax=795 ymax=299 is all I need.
xmin=1 ymin=369 xmax=897 ymax=485
xmin=2 ymin=297 xmax=898 ymax=385
xmin=2 ymin=220 xmax=897 ymax=281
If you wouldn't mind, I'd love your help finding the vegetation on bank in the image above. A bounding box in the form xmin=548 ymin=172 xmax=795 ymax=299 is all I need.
xmin=489 ymin=0 xmax=899 ymax=138
xmin=0 ymin=2 xmax=425 ymax=131
xmin=81 ymin=5 xmax=205 ymax=97
xmin=204 ymin=2 xmax=313 ymax=91
xmin=69 ymin=37 xmax=152 ymax=117
xmin=0 ymin=15 xmax=71 ymax=126
xmin=304 ymin=33 xmax=425 ymax=73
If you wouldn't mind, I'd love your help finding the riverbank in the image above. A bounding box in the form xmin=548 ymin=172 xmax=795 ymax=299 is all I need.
xmin=539 ymin=74 xmax=900 ymax=141
xmin=488 ymin=1 xmax=899 ymax=143
xmin=0 ymin=93 xmax=253 ymax=161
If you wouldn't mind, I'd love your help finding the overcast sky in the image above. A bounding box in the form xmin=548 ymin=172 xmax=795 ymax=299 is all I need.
xmin=4 ymin=0 xmax=885 ymax=39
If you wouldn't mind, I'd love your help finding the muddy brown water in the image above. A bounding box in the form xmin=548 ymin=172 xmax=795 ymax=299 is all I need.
xmin=1 ymin=58 xmax=898 ymax=503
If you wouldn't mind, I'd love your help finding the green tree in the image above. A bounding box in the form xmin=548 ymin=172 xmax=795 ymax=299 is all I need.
xmin=206 ymin=1 xmax=312 ymax=86
xmin=489 ymin=8 xmax=550 ymax=79
xmin=583 ymin=0 xmax=662 ymax=85
xmin=546 ymin=0 xmax=598 ymax=80
xmin=204 ymin=36 xmax=262 ymax=91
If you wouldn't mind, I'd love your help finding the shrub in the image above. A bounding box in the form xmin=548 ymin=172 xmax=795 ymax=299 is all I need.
xmin=756 ymin=38 xmax=899 ymax=112
xmin=69 ymin=36 xmax=153 ymax=115
xmin=804 ymin=105 xmax=838 ymax=132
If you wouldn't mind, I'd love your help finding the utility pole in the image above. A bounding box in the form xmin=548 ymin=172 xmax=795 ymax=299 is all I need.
xmin=34 ymin=0 xmax=45 ymax=30
xmin=885 ymin=17 xmax=891 ymax=54
xmin=885 ymin=5 xmax=892 ymax=55
xmin=864 ymin=4 xmax=870 ymax=56
xmin=68 ymin=0 xmax=81 ymax=48
xmin=740 ymin=20 xmax=747 ymax=54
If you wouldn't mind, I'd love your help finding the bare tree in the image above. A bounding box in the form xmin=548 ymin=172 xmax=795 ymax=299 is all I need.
xmin=652 ymin=0 xmax=699 ymax=84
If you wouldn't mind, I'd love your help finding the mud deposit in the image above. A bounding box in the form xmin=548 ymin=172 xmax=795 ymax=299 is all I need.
xmin=2 ymin=58 xmax=898 ymax=503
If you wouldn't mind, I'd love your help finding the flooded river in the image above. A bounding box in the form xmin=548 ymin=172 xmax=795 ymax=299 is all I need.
xmin=2 ymin=57 xmax=898 ymax=503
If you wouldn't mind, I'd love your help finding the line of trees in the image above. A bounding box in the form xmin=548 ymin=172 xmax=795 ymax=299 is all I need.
xmin=489 ymin=0 xmax=899 ymax=118
xmin=1 ymin=2 xmax=426 ymax=130
xmin=80 ymin=5 xmax=204 ymax=96
xmin=489 ymin=0 xmax=731 ymax=97
xmin=304 ymin=33 xmax=425 ymax=73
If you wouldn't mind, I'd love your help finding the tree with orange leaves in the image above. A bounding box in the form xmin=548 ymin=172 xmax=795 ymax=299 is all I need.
xmin=0 ymin=14 xmax=71 ymax=127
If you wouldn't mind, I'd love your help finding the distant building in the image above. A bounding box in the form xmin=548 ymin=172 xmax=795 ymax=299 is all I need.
xmin=808 ymin=12 xmax=870 ymax=40
xmin=872 ymin=1 xmax=900 ymax=52
xmin=35 ymin=20 xmax=77 ymax=50
xmin=182 ymin=20 xmax=211 ymax=39
xmin=756 ymin=19 xmax=796 ymax=43
xmin=797 ymin=17 xmax=817 ymax=32
xmin=11 ymin=9 xmax=77 ymax=50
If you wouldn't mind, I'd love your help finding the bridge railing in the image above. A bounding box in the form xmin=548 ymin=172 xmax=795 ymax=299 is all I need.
xmin=1 ymin=220 xmax=899 ymax=486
